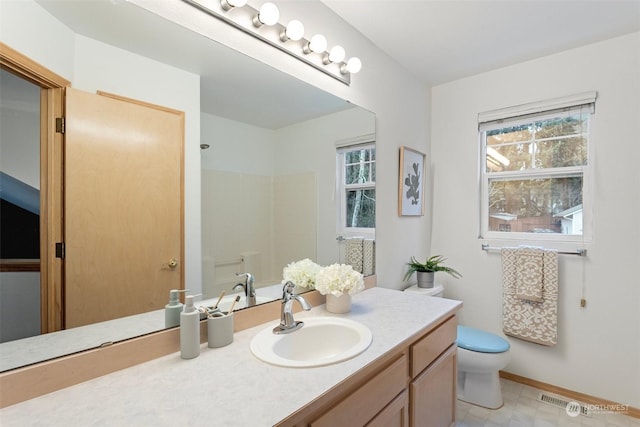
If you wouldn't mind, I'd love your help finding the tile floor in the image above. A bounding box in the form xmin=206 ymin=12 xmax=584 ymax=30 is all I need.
xmin=456 ymin=379 xmax=640 ymax=427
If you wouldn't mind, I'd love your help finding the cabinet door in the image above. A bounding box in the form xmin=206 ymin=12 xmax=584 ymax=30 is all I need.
xmin=311 ymin=354 xmax=408 ymax=427
xmin=366 ymin=389 xmax=409 ymax=427
xmin=410 ymin=345 xmax=457 ymax=427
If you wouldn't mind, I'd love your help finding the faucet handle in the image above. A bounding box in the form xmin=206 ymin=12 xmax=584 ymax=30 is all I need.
xmin=282 ymin=281 xmax=295 ymax=299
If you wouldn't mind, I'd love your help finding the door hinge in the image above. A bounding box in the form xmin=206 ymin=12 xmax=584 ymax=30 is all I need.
xmin=56 ymin=117 xmax=65 ymax=134
xmin=55 ymin=242 xmax=65 ymax=259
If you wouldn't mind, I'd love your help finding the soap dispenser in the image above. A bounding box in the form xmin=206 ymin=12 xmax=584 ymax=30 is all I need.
xmin=165 ymin=289 xmax=188 ymax=328
xmin=180 ymin=295 xmax=201 ymax=359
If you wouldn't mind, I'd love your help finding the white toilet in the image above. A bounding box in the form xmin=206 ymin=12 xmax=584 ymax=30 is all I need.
xmin=404 ymin=284 xmax=511 ymax=409
xmin=456 ymin=325 xmax=510 ymax=409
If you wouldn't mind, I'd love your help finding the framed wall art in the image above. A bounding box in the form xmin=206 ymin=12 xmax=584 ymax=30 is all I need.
xmin=398 ymin=146 xmax=426 ymax=216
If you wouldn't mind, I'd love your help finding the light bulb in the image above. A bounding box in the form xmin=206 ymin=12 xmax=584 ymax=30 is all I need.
xmin=253 ymin=2 xmax=279 ymax=27
xmin=304 ymin=34 xmax=327 ymax=54
xmin=341 ymin=57 xmax=362 ymax=74
xmin=328 ymin=45 xmax=346 ymax=63
xmin=220 ymin=0 xmax=247 ymax=10
xmin=283 ymin=20 xmax=304 ymax=41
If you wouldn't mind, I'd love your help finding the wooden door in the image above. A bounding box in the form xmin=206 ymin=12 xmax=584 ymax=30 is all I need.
xmin=64 ymin=88 xmax=183 ymax=328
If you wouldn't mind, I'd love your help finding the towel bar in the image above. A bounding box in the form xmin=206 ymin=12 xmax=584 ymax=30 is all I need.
xmin=481 ymin=244 xmax=587 ymax=257
xmin=214 ymin=257 xmax=244 ymax=267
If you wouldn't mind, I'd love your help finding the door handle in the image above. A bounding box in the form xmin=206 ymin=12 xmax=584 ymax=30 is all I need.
xmin=167 ymin=258 xmax=178 ymax=269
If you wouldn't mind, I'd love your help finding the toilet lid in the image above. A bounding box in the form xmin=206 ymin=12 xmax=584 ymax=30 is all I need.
xmin=457 ymin=325 xmax=510 ymax=353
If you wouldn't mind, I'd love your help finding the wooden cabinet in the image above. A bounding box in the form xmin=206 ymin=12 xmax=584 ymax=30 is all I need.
xmin=410 ymin=345 xmax=457 ymax=427
xmin=276 ymin=314 xmax=458 ymax=427
xmin=409 ymin=315 xmax=458 ymax=427
xmin=310 ymin=354 xmax=408 ymax=427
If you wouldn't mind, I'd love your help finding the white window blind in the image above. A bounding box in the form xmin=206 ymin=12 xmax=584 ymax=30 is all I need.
xmin=479 ymin=92 xmax=596 ymax=243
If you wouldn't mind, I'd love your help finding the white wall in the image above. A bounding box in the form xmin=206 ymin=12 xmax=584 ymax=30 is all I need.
xmin=200 ymin=113 xmax=276 ymax=295
xmin=0 ymin=73 xmax=40 ymax=189
xmin=0 ymin=273 xmax=40 ymax=343
xmin=0 ymin=0 xmax=75 ymax=79
xmin=200 ymin=113 xmax=276 ymax=176
xmin=431 ymin=33 xmax=640 ymax=407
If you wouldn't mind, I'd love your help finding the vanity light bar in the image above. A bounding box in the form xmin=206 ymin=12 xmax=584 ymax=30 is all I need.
xmin=182 ymin=0 xmax=361 ymax=85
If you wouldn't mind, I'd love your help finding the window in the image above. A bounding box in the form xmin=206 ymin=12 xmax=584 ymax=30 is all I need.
xmin=479 ymin=93 xmax=595 ymax=242
xmin=337 ymin=143 xmax=375 ymax=237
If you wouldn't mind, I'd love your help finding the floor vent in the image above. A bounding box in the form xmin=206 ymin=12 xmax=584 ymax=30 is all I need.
xmin=537 ymin=392 xmax=591 ymax=417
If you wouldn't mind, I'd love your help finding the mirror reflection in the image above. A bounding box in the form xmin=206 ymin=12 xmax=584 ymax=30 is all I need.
xmin=201 ymin=105 xmax=375 ymax=301
xmin=0 ymin=0 xmax=375 ymax=372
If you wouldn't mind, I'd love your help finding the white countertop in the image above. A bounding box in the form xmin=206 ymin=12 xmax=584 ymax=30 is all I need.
xmin=0 ymin=287 xmax=461 ymax=426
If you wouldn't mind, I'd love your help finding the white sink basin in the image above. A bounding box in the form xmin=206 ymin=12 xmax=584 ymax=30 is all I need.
xmin=250 ymin=317 xmax=373 ymax=368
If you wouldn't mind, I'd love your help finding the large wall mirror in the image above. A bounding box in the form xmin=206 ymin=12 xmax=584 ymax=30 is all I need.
xmin=0 ymin=0 xmax=375 ymax=372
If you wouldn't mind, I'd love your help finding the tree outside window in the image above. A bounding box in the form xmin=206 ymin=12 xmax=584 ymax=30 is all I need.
xmin=338 ymin=144 xmax=375 ymax=235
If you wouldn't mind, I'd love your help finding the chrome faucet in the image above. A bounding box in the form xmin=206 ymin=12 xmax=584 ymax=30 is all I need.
xmin=273 ymin=281 xmax=312 ymax=334
xmin=233 ymin=272 xmax=256 ymax=307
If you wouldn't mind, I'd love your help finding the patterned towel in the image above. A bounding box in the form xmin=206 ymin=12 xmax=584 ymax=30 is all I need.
xmin=345 ymin=238 xmax=364 ymax=273
xmin=515 ymin=247 xmax=544 ymax=302
xmin=502 ymin=247 xmax=559 ymax=346
xmin=363 ymin=239 xmax=375 ymax=276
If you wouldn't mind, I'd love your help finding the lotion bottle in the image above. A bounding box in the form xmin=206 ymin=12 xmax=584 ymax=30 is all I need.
xmin=165 ymin=289 xmax=188 ymax=328
xmin=180 ymin=295 xmax=200 ymax=359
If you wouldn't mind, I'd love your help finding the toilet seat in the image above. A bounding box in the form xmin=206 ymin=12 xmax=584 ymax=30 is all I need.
xmin=457 ymin=326 xmax=510 ymax=353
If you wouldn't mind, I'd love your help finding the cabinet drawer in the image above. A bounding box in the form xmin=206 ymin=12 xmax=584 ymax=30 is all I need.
xmin=410 ymin=315 xmax=457 ymax=378
xmin=311 ymin=353 xmax=408 ymax=427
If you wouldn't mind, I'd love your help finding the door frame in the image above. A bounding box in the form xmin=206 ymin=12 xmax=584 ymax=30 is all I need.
xmin=1 ymin=42 xmax=69 ymax=332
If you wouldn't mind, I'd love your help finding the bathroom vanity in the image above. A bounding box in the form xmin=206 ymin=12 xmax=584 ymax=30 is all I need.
xmin=0 ymin=288 xmax=461 ymax=426
xmin=280 ymin=312 xmax=458 ymax=427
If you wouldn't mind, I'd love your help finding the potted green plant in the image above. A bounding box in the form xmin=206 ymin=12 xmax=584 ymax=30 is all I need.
xmin=403 ymin=255 xmax=462 ymax=288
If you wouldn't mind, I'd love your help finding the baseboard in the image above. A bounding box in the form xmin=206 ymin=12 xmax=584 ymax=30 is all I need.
xmin=499 ymin=371 xmax=639 ymax=419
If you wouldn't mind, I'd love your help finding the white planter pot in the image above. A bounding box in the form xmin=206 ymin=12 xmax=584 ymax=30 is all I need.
xmin=325 ymin=294 xmax=352 ymax=314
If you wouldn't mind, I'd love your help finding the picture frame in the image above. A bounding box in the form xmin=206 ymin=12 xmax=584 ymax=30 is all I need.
xmin=398 ymin=146 xmax=426 ymax=216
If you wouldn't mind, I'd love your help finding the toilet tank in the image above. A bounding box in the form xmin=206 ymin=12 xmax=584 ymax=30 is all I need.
xmin=403 ymin=284 xmax=444 ymax=297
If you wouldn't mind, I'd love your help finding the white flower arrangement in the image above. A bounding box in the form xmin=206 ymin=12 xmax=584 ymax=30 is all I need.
xmin=282 ymin=258 xmax=322 ymax=289
xmin=315 ymin=263 xmax=364 ymax=297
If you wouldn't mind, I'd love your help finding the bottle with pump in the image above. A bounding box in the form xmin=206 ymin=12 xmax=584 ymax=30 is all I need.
xmin=165 ymin=289 xmax=188 ymax=328
xmin=180 ymin=294 xmax=201 ymax=359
